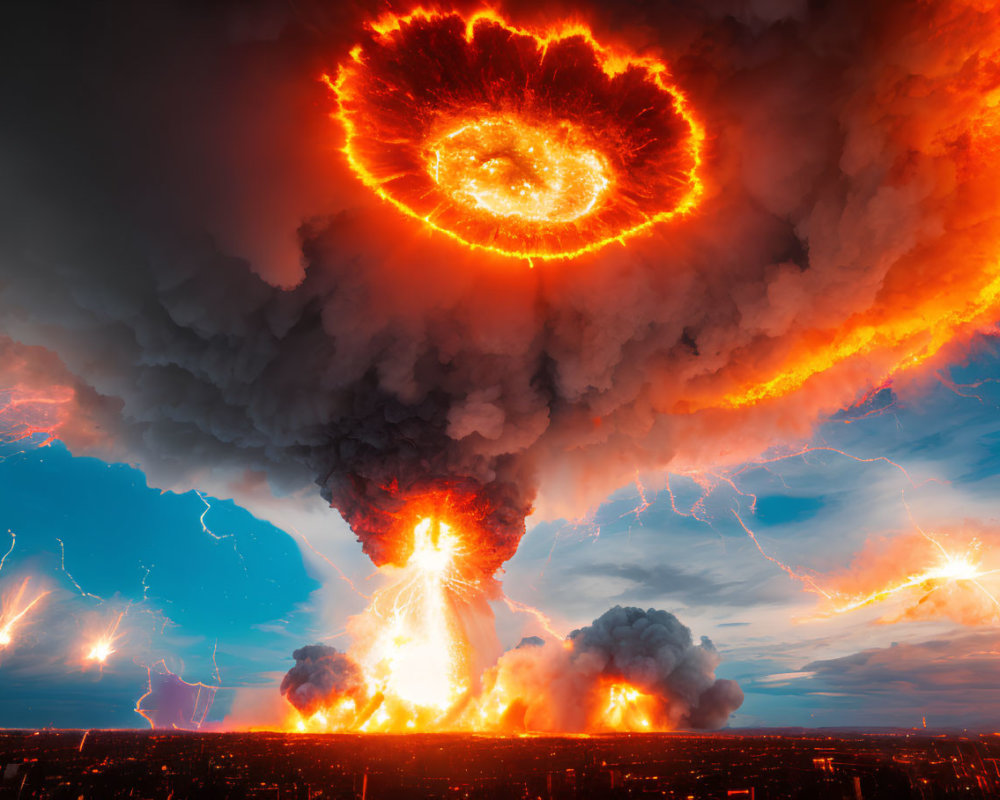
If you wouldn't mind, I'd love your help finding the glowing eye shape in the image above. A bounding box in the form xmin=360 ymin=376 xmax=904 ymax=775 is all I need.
xmin=329 ymin=9 xmax=704 ymax=262
xmin=428 ymin=117 xmax=610 ymax=224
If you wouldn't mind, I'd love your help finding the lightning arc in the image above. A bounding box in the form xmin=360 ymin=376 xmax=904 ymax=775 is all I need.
xmin=328 ymin=8 xmax=704 ymax=262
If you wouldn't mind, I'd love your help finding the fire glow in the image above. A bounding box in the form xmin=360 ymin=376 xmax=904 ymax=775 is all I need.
xmin=282 ymin=495 xmax=740 ymax=734
xmin=328 ymin=8 xmax=704 ymax=262
xmin=84 ymin=610 xmax=126 ymax=668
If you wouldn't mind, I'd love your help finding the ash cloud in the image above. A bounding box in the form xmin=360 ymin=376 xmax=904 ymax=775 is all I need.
xmin=1 ymin=0 xmax=998 ymax=572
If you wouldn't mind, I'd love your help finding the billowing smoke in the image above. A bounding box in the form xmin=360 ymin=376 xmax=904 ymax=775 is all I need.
xmin=2 ymin=0 xmax=997 ymax=565
xmin=281 ymin=607 xmax=743 ymax=731
xmin=483 ymin=606 xmax=743 ymax=731
xmin=280 ymin=645 xmax=367 ymax=717
xmin=3 ymin=0 xmax=999 ymax=726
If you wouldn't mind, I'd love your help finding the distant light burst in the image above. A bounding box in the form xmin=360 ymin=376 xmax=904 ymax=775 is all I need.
xmin=328 ymin=8 xmax=704 ymax=262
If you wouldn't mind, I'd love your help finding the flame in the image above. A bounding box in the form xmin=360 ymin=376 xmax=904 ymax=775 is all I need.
xmin=327 ymin=7 xmax=704 ymax=262
xmin=601 ymin=683 xmax=656 ymax=731
xmin=358 ymin=517 xmax=471 ymax=717
xmin=292 ymin=511 xmax=480 ymax=732
xmin=285 ymin=497 xmax=678 ymax=734
xmin=0 ymin=577 xmax=49 ymax=650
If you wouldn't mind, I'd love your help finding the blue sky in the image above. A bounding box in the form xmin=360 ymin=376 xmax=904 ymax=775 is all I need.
xmin=1 ymin=336 xmax=999 ymax=729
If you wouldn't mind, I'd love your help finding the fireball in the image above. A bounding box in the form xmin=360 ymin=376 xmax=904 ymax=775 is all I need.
xmin=329 ymin=8 xmax=704 ymax=261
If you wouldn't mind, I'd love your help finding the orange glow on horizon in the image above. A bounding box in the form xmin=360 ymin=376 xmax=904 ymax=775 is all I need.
xmin=327 ymin=7 xmax=704 ymax=262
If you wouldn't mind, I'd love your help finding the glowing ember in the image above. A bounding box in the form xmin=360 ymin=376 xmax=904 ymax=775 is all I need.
xmin=0 ymin=577 xmax=49 ymax=650
xmin=329 ymin=8 xmax=704 ymax=261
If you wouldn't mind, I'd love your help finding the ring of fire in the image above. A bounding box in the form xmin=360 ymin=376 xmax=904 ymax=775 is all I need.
xmin=328 ymin=9 xmax=705 ymax=262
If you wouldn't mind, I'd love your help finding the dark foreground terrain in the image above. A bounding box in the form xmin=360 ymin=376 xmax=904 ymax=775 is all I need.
xmin=1 ymin=729 xmax=998 ymax=799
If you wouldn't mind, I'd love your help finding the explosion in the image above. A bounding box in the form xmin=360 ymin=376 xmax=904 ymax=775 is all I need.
xmin=329 ymin=8 xmax=703 ymax=261
xmin=9 ymin=0 xmax=1000 ymax=737
xmin=281 ymin=501 xmax=741 ymax=733
xmin=83 ymin=610 xmax=126 ymax=669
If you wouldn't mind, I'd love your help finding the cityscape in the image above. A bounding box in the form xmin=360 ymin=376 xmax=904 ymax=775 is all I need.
xmin=1 ymin=730 xmax=999 ymax=799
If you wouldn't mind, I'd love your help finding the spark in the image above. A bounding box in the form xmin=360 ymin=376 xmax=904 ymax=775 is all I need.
xmin=194 ymin=492 xmax=247 ymax=574
xmin=620 ymin=471 xmax=653 ymax=524
xmin=0 ymin=577 xmax=50 ymax=649
xmin=135 ymin=659 xmax=220 ymax=730
xmin=826 ymin=512 xmax=1000 ymax=619
xmin=196 ymin=491 xmax=226 ymax=540
xmin=78 ymin=730 xmax=89 ymax=752
xmin=211 ymin=639 xmax=222 ymax=685
xmin=84 ymin=609 xmax=127 ymax=668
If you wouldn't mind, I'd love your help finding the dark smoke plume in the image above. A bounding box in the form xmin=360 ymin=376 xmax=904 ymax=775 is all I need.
xmin=280 ymin=645 xmax=366 ymax=717
xmin=2 ymin=0 xmax=998 ymax=570
xmin=487 ymin=606 xmax=743 ymax=731
xmin=279 ymin=607 xmax=742 ymax=730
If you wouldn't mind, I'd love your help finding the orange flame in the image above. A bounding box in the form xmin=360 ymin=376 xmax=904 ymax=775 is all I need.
xmin=327 ymin=7 xmax=704 ymax=262
xmin=285 ymin=497 xmax=676 ymax=733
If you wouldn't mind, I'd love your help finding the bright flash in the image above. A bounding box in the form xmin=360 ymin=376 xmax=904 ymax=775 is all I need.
xmin=0 ymin=577 xmax=49 ymax=650
xmin=602 ymin=683 xmax=655 ymax=730
xmin=831 ymin=536 xmax=1000 ymax=618
xmin=428 ymin=117 xmax=609 ymax=224
xmin=362 ymin=517 xmax=469 ymax=713
xmin=84 ymin=610 xmax=126 ymax=668
xmin=86 ymin=640 xmax=115 ymax=663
